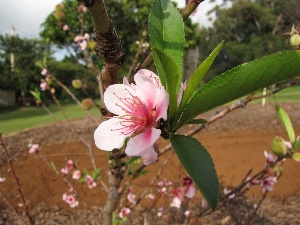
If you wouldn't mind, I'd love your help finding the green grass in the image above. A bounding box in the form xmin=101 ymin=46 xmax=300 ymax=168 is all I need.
xmin=0 ymin=86 xmax=299 ymax=135
xmin=252 ymin=85 xmax=300 ymax=104
xmin=0 ymin=101 xmax=101 ymax=135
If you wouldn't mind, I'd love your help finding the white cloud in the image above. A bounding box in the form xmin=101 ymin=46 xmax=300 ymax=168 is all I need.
xmin=0 ymin=0 xmax=61 ymax=38
xmin=0 ymin=0 xmax=220 ymax=39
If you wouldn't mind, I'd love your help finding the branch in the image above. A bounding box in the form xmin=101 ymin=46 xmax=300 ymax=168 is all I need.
xmin=0 ymin=134 xmax=33 ymax=225
xmin=80 ymin=0 xmax=125 ymax=89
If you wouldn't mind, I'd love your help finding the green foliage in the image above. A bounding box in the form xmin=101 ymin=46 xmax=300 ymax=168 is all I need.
xmin=47 ymin=59 xmax=98 ymax=100
xmin=176 ymin=41 xmax=223 ymax=118
xmin=149 ymin=0 xmax=185 ymax=84
xmin=170 ymin=134 xmax=219 ymax=210
xmin=0 ymin=101 xmax=100 ymax=134
xmin=198 ymin=0 xmax=299 ymax=81
xmin=0 ymin=34 xmax=48 ymax=94
xmin=176 ymin=50 xmax=300 ymax=127
xmin=152 ymin=50 xmax=179 ymax=120
xmin=276 ymin=105 xmax=295 ymax=143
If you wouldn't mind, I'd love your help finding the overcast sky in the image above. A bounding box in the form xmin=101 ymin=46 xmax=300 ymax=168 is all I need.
xmin=0 ymin=0 xmax=217 ymax=39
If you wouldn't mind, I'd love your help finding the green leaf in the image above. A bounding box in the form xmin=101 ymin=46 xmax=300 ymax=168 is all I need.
xmin=149 ymin=0 xmax=184 ymax=91
xmin=152 ymin=49 xmax=179 ymax=119
xmin=179 ymin=51 xmax=300 ymax=125
xmin=170 ymin=134 xmax=219 ymax=210
xmin=276 ymin=105 xmax=295 ymax=143
xmin=178 ymin=41 xmax=224 ymax=111
xmin=294 ymin=136 xmax=300 ymax=151
xmin=29 ymin=90 xmax=41 ymax=102
xmin=35 ymin=60 xmax=44 ymax=69
xmin=184 ymin=118 xmax=208 ymax=125
xmin=292 ymin=152 xmax=300 ymax=162
xmin=92 ymin=168 xmax=101 ymax=180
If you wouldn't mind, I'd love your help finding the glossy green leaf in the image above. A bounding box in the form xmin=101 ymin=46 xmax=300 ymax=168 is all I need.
xmin=149 ymin=0 xmax=184 ymax=91
xmin=170 ymin=134 xmax=219 ymax=210
xmin=294 ymin=136 xmax=300 ymax=151
xmin=179 ymin=41 xmax=224 ymax=111
xmin=179 ymin=51 xmax=300 ymax=125
xmin=292 ymin=152 xmax=300 ymax=162
xmin=153 ymin=49 xmax=178 ymax=119
xmin=92 ymin=168 xmax=101 ymax=180
xmin=29 ymin=90 xmax=41 ymax=102
xmin=184 ymin=118 xmax=208 ymax=125
xmin=276 ymin=105 xmax=295 ymax=143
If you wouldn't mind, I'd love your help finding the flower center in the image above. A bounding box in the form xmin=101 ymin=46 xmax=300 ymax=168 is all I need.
xmin=113 ymin=89 xmax=157 ymax=136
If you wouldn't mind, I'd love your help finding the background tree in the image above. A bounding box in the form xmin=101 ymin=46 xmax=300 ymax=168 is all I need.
xmin=198 ymin=0 xmax=299 ymax=82
xmin=0 ymin=34 xmax=48 ymax=104
xmin=40 ymin=0 xmax=200 ymax=76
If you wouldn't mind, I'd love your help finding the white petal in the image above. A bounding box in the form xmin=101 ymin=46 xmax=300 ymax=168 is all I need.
xmin=155 ymin=88 xmax=169 ymax=121
xmin=125 ymin=128 xmax=161 ymax=156
xmin=94 ymin=118 xmax=129 ymax=151
xmin=141 ymin=147 xmax=157 ymax=165
xmin=104 ymin=84 xmax=137 ymax=116
xmin=185 ymin=185 xmax=196 ymax=198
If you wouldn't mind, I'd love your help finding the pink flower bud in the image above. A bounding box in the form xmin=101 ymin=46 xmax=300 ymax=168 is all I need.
xmin=63 ymin=24 xmax=69 ymax=31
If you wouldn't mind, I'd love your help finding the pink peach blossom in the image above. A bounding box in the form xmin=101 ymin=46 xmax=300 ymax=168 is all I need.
xmin=183 ymin=176 xmax=196 ymax=198
xmin=260 ymin=176 xmax=277 ymax=192
xmin=223 ymin=187 xmax=235 ymax=199
xmin=119 ymin=207 xmax=131 ymax=219
xmin=86 ymin=175 xmax=96 ymax=189
xmin=94 ymin=69 xmax=169 ymax=165
xmin=0 ymin=177 xmax=6 ymax=184
xmin=41 ymin=68 xmax=47 ymax=76
xmin=264 ymin=151 xmax=277 ymax=165
xmin=72 ymin=170 xmax=81 ymax=180
xmin=40 ymin=81 xmax=48 ymax=91
xmin=28 ymin=144 xmax=39 ymax=154
xmin=63 ymin=24 xmax=69 ymax=31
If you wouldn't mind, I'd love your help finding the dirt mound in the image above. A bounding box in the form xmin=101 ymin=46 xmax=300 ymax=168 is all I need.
xmin=0 ymin=103 xmax=299 ymax=224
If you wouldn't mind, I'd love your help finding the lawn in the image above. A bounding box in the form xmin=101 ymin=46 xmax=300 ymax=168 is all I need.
xmin=0 ymin=100 xmax=101 ymax=135
xmin=0 ymin=85 xmax=299 ymax=135
xmin=252 ymin=85 xmax=300 ymax=104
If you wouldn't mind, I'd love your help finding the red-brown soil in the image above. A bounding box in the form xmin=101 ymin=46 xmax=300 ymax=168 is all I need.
xmin=0 ymin=103 xmax=299 ymax=224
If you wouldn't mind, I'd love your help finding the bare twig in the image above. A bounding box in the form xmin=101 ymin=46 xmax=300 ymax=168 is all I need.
xmin=0 ymin=190 xmax=27 ymax=225
xmin=0 ymin=134 xmax=33 ymax=225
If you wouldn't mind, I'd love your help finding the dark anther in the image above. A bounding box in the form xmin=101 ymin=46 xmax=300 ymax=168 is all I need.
xmin=100 ymin=107 xmax=108 ymax=116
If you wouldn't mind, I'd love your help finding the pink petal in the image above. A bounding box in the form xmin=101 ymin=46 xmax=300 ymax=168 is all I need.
xmin=94 ymin=118 xmax=129 ymax=151
xmin=141 ymin=147 xmax=157 ymax=165
xmin=125 ymin=128 xmax=161 ymax=156
xmin=185 ymin=185 xmax=196 ymax=198
xmin=104 ymin=84 xmax=137 ymax=116
xmin=134 ymin=69 xmax=162 ymax=110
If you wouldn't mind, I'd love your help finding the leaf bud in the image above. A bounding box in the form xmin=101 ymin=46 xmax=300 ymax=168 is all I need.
xmin=72 ymin=79 xmax=82 ymax=89
xmin=270 ymin=136 xmax=287 ymax=157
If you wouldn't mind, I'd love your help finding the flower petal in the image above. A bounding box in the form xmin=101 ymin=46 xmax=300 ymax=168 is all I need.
xmin=185 ymin=185 xmax=196 ymax=198
xmin=104 ymin=84 xmax=137 ymax=116
xmin=141 ymin=147 xmax=157 ymax=165
xmin=134 ymin=69 xmax=162 ymax=110
xmin=125 ymin=128 xmax=161 ymax=156
xmin=94 ymin=118 xmax=129 ymax=151
xmin=155 ymin=88 xmax=169 ymax=121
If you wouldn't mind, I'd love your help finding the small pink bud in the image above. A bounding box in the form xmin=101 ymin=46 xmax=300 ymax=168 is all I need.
xmin=63 ymin=24 xmax=69 ymax=31
xmin=41 ymin=68 xmax=47 ymax=76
